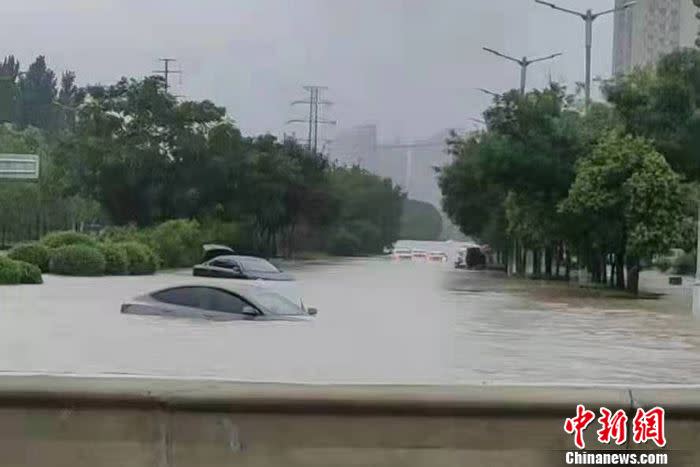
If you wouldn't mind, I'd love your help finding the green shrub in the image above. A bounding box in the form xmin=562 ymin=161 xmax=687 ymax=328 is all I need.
xmin=49 ymin=245 xmax=106 ymax=276
xmin=0 ymin=257 xmax=22 ymax=285
xmin=327 ymin=228 xmax=362 ymax=257
xmin=118 ymin=242 xmax=158 ymax=275
xmin=41 ymin=231 xmax=97 ymax=249
xmin=99 ymin=225 xmax=148 ymax=244
xmin=673 ymin=251 xmax=696 ymax=276
xmin=147 ymin=219 xmax=201 ymax=268
xmin=8 ymin=243 xmax=50 ymax=272
xmin=0 ymin=257 xmax=42 ymax=285
xmin=98 ymin=243 xmax=130 ymax=275
xmin=15 ymin=260 xmax=43 ymax=284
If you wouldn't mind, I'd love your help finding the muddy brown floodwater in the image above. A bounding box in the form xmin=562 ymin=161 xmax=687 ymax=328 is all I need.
xmin=1 ymin=244 xmax=699 ymax=385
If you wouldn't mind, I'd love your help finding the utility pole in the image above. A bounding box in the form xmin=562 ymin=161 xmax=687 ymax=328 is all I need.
xmin=153 ymin=58 xmax=182 ymax=92
xmin=694 ymin=0 xmax=700 ymax=317
xmin=287 ymin=86 xmax=336 ymax=154
xmin=482 ymin=47 xmax=562 ymax=95
xmin=535 ymin=0 xmax=636 ymax=110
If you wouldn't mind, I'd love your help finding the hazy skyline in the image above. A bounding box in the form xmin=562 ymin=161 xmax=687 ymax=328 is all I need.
xmin=2 ymin=0 xmax=617 ymax=143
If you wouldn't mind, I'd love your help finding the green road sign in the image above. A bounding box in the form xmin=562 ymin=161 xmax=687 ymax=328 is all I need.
xmin=0 ymin=154 xmax=40 ymax=180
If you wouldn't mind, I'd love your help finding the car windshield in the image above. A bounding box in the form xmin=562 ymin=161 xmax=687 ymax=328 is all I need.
xmin=252 ymin=291 xmax=305 ymax=316
xmin=237 ymin=257 xmax=280 ymax=273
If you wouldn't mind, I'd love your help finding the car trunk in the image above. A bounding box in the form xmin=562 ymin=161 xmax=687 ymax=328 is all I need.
xmin=201 ymin=245 xmax=235 ymax=263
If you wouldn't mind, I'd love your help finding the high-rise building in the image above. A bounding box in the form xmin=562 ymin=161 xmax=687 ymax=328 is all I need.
xmin=613 ymin=0 xmax=698 ymax=75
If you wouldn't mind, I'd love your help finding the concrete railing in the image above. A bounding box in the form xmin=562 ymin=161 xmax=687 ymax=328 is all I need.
xmin=0 ymin=375 xmax=698 ymax=466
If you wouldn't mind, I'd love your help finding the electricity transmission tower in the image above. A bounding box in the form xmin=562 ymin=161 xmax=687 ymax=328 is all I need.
xmin=287 ymin=86 xmax=336 ymax=154
xmin=153 ymin=58 xmax=182 ymax=92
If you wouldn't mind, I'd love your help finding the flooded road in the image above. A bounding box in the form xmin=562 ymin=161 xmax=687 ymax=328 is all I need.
xmin=1 ymin=247 xmax=700 ymax=385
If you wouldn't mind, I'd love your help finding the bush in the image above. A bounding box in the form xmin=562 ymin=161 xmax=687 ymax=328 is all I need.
xmin=8 ymin=243 xmax=50 ymax=272
xmin=118 ymin=242 xmax=158 ymax=275
xmin=327 ymin=227 xmax=362 ymax=257
xmin=99 ymin=225 xmax=148 ymax=244
xmin=0 ymin=257 xmax=22 ymax=284
xmin=15 ymin=260 xmax=43 ymax=284
xmin=49 ymin=245 xmax=106 ymax=276
xmin=41 ymin=231 xmax=97 ymax=249
xmin=673 ymin=251 xmax=696 ymax=276
xmin=0 ymin=257 xmax=42 ymax=285
xmin=98 ymin=243 xmax=130 ymax=275
xmin=147 ymin=219 xmax=201 ymax=268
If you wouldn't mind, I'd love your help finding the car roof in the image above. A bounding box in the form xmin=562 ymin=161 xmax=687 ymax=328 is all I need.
xmin=209 ymin=255 xmax=273 ymax=263
xmin=145 ymin=279 xmax=268 ymax=302
xmin=203 ymin=244 xmax=234 ymax=252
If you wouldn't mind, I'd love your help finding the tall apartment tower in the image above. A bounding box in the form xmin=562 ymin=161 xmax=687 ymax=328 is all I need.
xmin=613 ymin=0 xmax=698 ymax=75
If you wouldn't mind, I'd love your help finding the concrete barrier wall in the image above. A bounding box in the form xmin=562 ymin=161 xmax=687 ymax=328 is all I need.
xmin=0 ymin=375 xmax=697 ymax=466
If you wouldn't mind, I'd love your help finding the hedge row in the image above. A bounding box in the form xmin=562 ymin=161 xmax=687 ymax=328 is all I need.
xmin=7 ymin=219 xmax=208 ymax=279
xmin=0 ymin=256 xmax=43 ymax=285
xmin=101 ymin=219 xmax=202 ymax=269
xmin=7 ymin=231 xmax=160 ymax=278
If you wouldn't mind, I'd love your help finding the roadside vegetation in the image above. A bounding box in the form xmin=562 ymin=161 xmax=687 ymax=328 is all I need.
xmin=0 ymin=54 xmax=405 ymax=266
xmin=440 ymin=48 xmax=700 ymax=294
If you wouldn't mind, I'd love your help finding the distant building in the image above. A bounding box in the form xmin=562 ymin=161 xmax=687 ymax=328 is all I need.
xmin=375 ymin=129 xmax=461 ymax=208
xmin=330 ymin=125 xmax=378 ymax=172
xmin=613 ymin=0 xmax=698 ymax=75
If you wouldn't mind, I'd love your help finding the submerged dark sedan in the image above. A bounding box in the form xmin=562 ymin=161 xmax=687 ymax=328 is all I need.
xmin=193 ymin=255 xmax=293 ymax=281
xmin=121 ymin=282 xmax=317 ymax=321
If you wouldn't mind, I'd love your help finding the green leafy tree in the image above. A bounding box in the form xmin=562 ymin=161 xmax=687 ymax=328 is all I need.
xmin=17 ymin=56 xmax=57 ymax=130
xmin=603 ymin=49 xmax=700 ymax=180
xmin=560 ymin=132 xmax=683 ymax=294
xmin=0 ymin=55 xmax=20 ymax=123
xmin=400 ymin=199 xmax=443 ymax=241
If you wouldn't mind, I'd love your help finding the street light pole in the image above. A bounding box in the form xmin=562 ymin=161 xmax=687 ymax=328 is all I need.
xmin=482 ymin=47 xmax=562 ymax=96
xmin=535 ymin=0 xmax=636 ymax=110
xmin=694 ymin=0 xmax=700 ymax=317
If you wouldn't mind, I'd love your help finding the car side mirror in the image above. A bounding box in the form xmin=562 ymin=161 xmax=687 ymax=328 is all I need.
xmin=242 ymin=305 xmax=258 ymax=316
xmin=307 ymin=307 xmax=318 ymax=316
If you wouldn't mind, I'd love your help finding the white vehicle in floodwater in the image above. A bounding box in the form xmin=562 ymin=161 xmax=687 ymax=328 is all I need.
xmin=122 ymin=280 xmax=317 ymax=321
xmin=391 ymin=248 xmax=413 ymax=260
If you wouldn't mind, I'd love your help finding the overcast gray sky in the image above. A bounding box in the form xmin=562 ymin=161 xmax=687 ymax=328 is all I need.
xmin=2 ymin=0 xmax=616 ymax=143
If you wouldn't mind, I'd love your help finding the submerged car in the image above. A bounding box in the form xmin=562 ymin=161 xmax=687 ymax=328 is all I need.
xmin=391 ymin=248 xmax=413 ymax=260
xmin=428 ymin=251 xmax=448 ymax=262
xmin=201 ymin=244 xmax=236 ymax=263
xmin=121 ymin=282 xmax=317 ymax=321
xmin=193 ymin=255 xmax=293 ymax=281
xmin=412 ymin=249 xmax=428 ymax=260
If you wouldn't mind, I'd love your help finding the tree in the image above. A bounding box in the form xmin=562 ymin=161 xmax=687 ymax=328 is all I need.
xmin=603 ymin=49 xmax=700 ymax=180
xmin=55 ymin=71 xmax=84 ymax=132
xmin=17 ymin=56 xmax=57 ymax=130
xmin=55 ymin=77 xmax=226 ymax=225
xmin=0 ymin=56 xmax=21 ymax=123
xmin=560 ymin=132 xmax=683 ymax=294
xmin=441 ymin=85 xmax=586 ymax=277
xmin=400 ymin=199 xmax=443 ymax=241
xmin=329 ymin=166 xmax=405 ymax=255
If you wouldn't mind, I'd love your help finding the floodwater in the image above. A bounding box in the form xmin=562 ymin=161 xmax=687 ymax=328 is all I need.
xmin=1 ymin=240 xmax=700 ymax=386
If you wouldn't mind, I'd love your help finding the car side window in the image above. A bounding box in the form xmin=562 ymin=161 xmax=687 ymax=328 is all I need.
xmin=211 ymin=259 xmax=241 ymax=272
xmin=152 ymin=287 xmax=202 ymax=308
xmin=199 ymin=288 xmax=252 ymax=314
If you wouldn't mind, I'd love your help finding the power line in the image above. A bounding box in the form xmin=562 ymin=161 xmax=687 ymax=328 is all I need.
xmin=287 ymin=86 xmax=336 ymax=154
xmin=152 ymin=58 xmax=182 ymax=92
